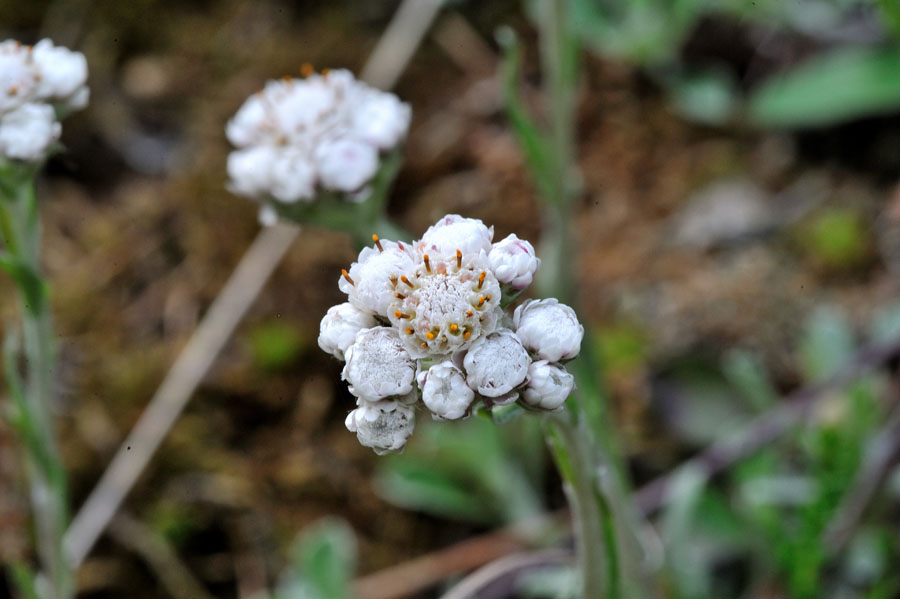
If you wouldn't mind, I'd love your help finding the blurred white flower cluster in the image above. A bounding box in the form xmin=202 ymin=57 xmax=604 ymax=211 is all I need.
xmin=0 ymin=39 xmax=89 ymax=162
xmin=318 ymin=214 xmax=583 ymax=454
xmin=226 ymin=68 xmax=411 ymax=218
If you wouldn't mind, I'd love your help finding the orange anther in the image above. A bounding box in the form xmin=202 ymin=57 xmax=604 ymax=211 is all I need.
xmin=421 ymin=342 xmax=427 ymax=348
xmin=477 ymin=296 xmax=485 ymax=307
xmin=400 ymin=275 xmax=414 ymax=288
xmin=450 ymin=324 xmax=459 ymax=332
xmin=426 ymin=332 xmax=435 ymax=340
xmin=478 ymin=271 xmax=486 ymax=290
xmin=301 ymin=62 xmax=314 ymax=77
xmin=341 ymin=269 xmax=354 ymax=285
xmin=394 ymin=310 xmax=409 ymax=319
xmin=464 ymin=331 xmax=471 ymax=340
xmin=372 ymin=234 xmax=383 ymax=252
xmin=466 ymin=310 xmax=473 ymax=317
xmin=456 ymin=249 xmax=462 ymax=268
xmin=406 ymin=327 xmax=414 ymax=335
xmin=424 ymin=254 xmax=431 ymax=273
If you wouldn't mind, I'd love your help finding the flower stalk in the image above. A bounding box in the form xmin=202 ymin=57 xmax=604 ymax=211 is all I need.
xmin=0 ymin=168 xmax=73 ymax=599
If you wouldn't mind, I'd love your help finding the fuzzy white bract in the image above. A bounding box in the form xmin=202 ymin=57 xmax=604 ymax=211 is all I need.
xmin=320 ymin=214 xmax=584 ymax=453
xmin=0 ymin=39 xmax=89 ymax=162
xmin=225 ymin=69 xmax=410 ymax=212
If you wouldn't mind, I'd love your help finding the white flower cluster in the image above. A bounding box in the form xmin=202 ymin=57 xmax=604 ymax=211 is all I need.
xmin=0 ymin=39 xmax=89 ymax=162
xmin=318 ymin=214 xmax=583 ymax=454
xmin=226 ymin=68 xmax=411 ymax=215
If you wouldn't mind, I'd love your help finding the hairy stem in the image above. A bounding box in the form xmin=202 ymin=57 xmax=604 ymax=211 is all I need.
xmin=0 ymin=173 xmax=72 ymax=599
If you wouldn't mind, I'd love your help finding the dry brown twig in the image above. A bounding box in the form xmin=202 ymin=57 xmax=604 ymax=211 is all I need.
xmin=63 ymin=0 xmax=445 ymax=570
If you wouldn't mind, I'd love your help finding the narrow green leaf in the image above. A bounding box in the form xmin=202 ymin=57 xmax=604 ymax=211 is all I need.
xmin=279 ymin=519 xmax=356 ymax=599
xmin=9 ymin=562 xmax=41 ymax=599
xmin=0 ymin=252 xmax=45 ymax=315
xmin=750 ymin=45 xmax=900 ymax=128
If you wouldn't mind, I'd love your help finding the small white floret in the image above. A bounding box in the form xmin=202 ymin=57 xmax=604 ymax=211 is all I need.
xmin=418 ymin=361 xmax=474 ymax=420
xmin=345 ymin=398 xmax=415 ymax=455
xmin=0 ymin=42 xmax=37 ymax=114
xmin=0 ymin=102 xmax=61 ymax=161
xmin=463 ymin=329 xmax=530 ymax=397
xmin=513 ymin=299 xmax=584 ymax=362
xmin=317 ymin=302 xmax=377 ymax=361
xmin=342 ymin=327 xmax=416 ymax=401
xmin=522 ymin=360 xmax=574 ymax=411
xmin=350 ymin=92 xmax=411 ymax=150
xmin=488 ymin=234 xmax=540 ymax=290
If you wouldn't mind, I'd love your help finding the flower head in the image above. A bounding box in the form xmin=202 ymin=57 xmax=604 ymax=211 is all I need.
xmin=514 ymin=299 xmax=584 ymax=362
xmin=522 ymin=360 xmax=574 ymax=411
xmin=321 ymin=215 xmax=584 ymax=453
xmin=0 ymin=39 xmax=88 ymax=162
xmin=317 ymin=302 xmax=377 ymax=360
xmin=418 ymin=361 xmax=474 ymax=420
xmin=489 ymin=234 xmax=541 ymax=290
xmin=345 ymin=397 xmax=416 ymax=455
xmin=225 ymin=69 xmax=410 ymax=211
xmin=342 ymin=327 xmax=416 ymax=401
xmin=462 ymin=329 xmax=530 ymax=398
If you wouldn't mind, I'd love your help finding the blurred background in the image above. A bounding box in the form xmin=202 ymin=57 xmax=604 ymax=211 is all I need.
xmin=3 ymin=0 xmax=900 ymax=597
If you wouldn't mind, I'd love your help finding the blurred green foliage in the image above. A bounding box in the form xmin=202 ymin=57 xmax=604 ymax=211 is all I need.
xmin=375 ymin=416 xmax=545 ymax=526
xmin=275 ymin=518 xmax=357 ymax=599
xmin=248 ymin=320 xmax=308 ymax=372
xmin=797 ymin=208 xmax=870 ymax=270
xmin=657 ymin=304 xmax=900 ymax=598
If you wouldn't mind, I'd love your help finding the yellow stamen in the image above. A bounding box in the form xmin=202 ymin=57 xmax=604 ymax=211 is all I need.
xmin=341 ymin=269 xmax=354 ymax=285
xmin=372 ymin=233 xmax=383 ymax=252
xmin=466 ymin=310 xmax=473 ymax=317
xmin=300 ymin=62 xmax=314 ymax=77
xmin=424 ymin=254 xmax=431 ymax=273
xmin=464 ymin=331 xmax=471 ymax=340
xmin=426 ymin=332 xmax=435 ymax=340
xmin=406 ymin=327 xmax=414 ymax=335
xmin=478 ymin=271 xmax=486 ymax=290
xmin=477 ymin=296 xmax=485 ymax=307
xmin=456 ymin=249 xmax=462 ymax=268
xmin=450 ymin=324 xmax=459 ymax=333
xmin=400 ymin=275 xmax=414 ymax=288
xmin=395 ymin=310 xmax=409 ymax=319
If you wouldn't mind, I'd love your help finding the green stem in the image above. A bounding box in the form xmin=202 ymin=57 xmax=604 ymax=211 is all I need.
xmin=546 ymin=411 xmax=619 ymax=599
xmin=1 ymin=173 xmax=72 ymax=599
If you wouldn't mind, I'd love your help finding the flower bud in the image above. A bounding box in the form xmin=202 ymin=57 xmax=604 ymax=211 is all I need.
xmin=342 ymin=327 xmax=416 ymax=401
xmin=418 ymin=361 xmax=474 ymax=420
xmin=488 ymin=234 xmax=540 ymax=290
xmin=522 ymin=360 xmax=574 ymax=411
xmin=463 ymin=329 xmax=530 ymax=397
xmin=317 ymin=302 xmax=377 ymax=361
xmin=0 ymin=103 xmax=60 ymax=161
xmin=419 ymin=214 xmax=493 ymax=259
xmin=345 ymin=398 xmax=415 ymax=455
xmin=513 ymin=299 xmax=584 ymax=362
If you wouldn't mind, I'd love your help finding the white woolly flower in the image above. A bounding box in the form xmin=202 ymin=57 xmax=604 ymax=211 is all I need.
xmin=514 ymin=299 xmax=584 ymax=362
xmin=345 ymin=398 xmax=415 ymax=455
xmin=225 ymin=69 xmax=410 ymax=204
xmin=0 ymin=41 xmax=37 ymax=114
xmin=389 ymin=244 xmax=501 ymax=358
xmin=317 ymin=302 xmax=377 ymax=360
xmin=31 ymin=39 xmax=89 ymax=106
xmin=340 ymin=238 xmax=417 ymax=317
xmin=314 ymin=137 xmax=378 ymax=192
xmin=463 ymin=329 xmax=531 ymax=397
xmin=417 ymin=361 xmax=474 ymax=420
xmin=522 ymin=360 xmax=574 ymax=411
xmin=0 ymin=103 xmax=61 ymax=161
xmin=342 ymin=327 xmax=416 ymax=401
xmin=419 ymin=214 xmax=494 ymax=259
xmin=489 ymin=234 xmax=541 ymax=290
